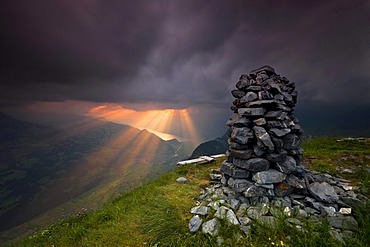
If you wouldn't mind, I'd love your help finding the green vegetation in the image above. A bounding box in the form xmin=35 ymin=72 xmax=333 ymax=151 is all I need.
xmin=8 ymin=137 xmax=370 ymax=246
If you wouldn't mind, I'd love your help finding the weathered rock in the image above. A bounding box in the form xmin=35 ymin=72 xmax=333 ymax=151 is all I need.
xmin=327 ymin=216 xmax=358 ymax=230
xmin=244 ymin=185 xmax=267 ymax=197
xmin=253 ymin=126 xmax=274 ymax=150
xmin=189 ymin=215 xmax=203 ymax=233
xmin=276 ymin=156 xmax=297 ymax=174
xmin=252 ymin=169 xmax=285 ymax=184
xmin=254 ymin=118 xmax=267 ymax=126
xmin=191 ymin=206 xmax=209 ymax=216
xmin=269 ymin=128 xmax=291 ymax=137
xmin=266 ymin=150 xmax=287 ymax=162
xmin=202 ymin=218 xmax=219 ymax=236
xmin=230 ymin=179 xmax=253 ymax=193
xmin=226 ymin=209 xmax=240 ymax=225
xmin=274 ymin=181 xmax=294 ymax=197
xmin=240 ymin=92 xmax=258 ymax=103
xmin=238 ymin=108 xmax=265 ymax=117
xmin=231 ymin=89 xmax=246 ymax=98
xmin=230 ymin=127 xmax=254 ymax=145
xmin=249 ymin=65 xmax=275 ymax=77
xmin=176 ymin=177 xmax=188 ymax=184
xmin=229 ymin=148 xmax=254 ymax=159
xmin=215 ymin=206 xmax=229 ymax=219
xmin=234 ymin=158 xmax=270 ymax=172
xmin=283 ymin=134 xmax=300 ymax=150
xmin=308 ymin=182 xmax=339 ymax=203
xmin=220 ymin=161 xmax=233 ymax=177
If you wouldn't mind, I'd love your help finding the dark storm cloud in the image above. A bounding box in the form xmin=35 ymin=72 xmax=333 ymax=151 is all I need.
xmin=0 ymin=0 xmax=369 ymax=108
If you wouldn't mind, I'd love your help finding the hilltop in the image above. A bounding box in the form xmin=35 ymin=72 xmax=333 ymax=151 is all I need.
xmin=7 ymin=137 xmax=370 ymax=246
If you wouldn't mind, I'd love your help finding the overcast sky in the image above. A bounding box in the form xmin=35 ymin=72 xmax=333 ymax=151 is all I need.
xmin=0 ymin=0 xmax=369 ymax=139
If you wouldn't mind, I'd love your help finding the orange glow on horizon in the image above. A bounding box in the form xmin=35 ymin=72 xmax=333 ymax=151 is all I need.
xmin=88 ymin=104 xmax=201 ymax=143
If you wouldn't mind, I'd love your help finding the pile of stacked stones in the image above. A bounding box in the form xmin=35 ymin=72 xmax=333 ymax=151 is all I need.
xmin=188 ymin=66 xmax=368 ymax=243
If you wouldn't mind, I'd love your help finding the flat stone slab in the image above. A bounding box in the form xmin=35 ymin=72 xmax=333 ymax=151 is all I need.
xmin=234 ymin=158 xmax=270 ymax=172
xmin=238 ymin=108 xmax=265 ymax=117
xmin=328 ymin=216 xmax=358 ymax=230
xmin=253 ymin=169 xmax=285 ymax=184
xmin=308 ymin=182 xmax=339 ymax=203
xmin=191 ymin=206 xmax=209 ymax=215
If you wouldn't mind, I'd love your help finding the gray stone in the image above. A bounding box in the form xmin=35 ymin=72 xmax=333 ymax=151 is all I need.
xmin=238 ymin=107 xmax=265 ymax=117
xmin=240 ymin=92 xmax=258 ymax=103
xmin=230 ymin=198 xmax=240 ymax=210
xmin=236 ymin=75 xmax=251 ymax=90
xmin=253 ymin=144 xmax=265 ymax=157
xmin=286 ymin=174 xmax=305 ymax=189
xmin=259 ymin=216 xmax=277 ymax=227
xmin=254 ymin=118 xmax=266 ymax=126
xmin=276 ymin=156 xmax=297 ymax=174
xmin=232 ymin=168 xmax=250 ymax=179
xmin=227 ymin=113 xmax=249 ymax=127
xmin=238 ymin=217 xmax=252 ymax=226
xmin=230 ymin=179 xmax=253 ymax=193
xmin=246 ymin=85 xmax=262 ymax=91
xmin=234 ymin=158 xmax=270 ymax=172
xmin=202 ymin=218 xmax=219 ymax=236
xmin=226 ymin=209 xmax=240 ymax=225
xmin=244 ymin=185 xmax=267 ymax=197
xmin=230 ymin=127 xmax=254 ymax=145
xmin=253 ymin=126 xmax=274 ymax=150
xmin=252 ymin=169 xmax=285 ymax=184
xmin=283 ymin=134 xmax=300 ymax=150
xmin=274 ymin=181 xmax=294 ymax=197
xmin=320 ymin=205 xmax=336 ymax=217
xmin=328 ymin=216 xmax=358 ymax=230
xmin=176 ymin=177 xmax=188 ymax=184
xmin=236 ymin=203 xmax=250 ymax=216
xmin=228 ymin=140 xmax=249 ymax=150
xmin=220 ymin=161 xmax=233 ymax=177
xmin=231 ymin=89 xmax=246 ymax=98
xmin=269 ymin=128 xmax=291 ymax=137
xmin=229 ymin=148 xmax=254 ymax=159
xmin=266 ymin=150 xmax=287 ymax=162
xmin=189 ymin=215 xmax=203 ymax=233
xmin=246 ymin=99 xmax=279 ymax=107
xmin=247 ymin=205 xmax=268 ymax=219
xmin=341 ymin=196 xmax=365 ymax=208
xmin=258 ymin=90 xmax=273 ymax=100
xmin=191 ymin=206 xmax=209 ymax=216
xmin=240 ymin=225 xmax=251 ymax=235
xmin=267 ymin=120 xmax=288 ymax=128
xmin=249 ymin=65 xmax=275 ymax=77
xmin=214 ymin=206 xmax=228 ymax=219
xmin=265 ymin=110 xmax=283 ymax=118
xmin=256 ymin=71 xmax=269 ymax=84
xmin=308 ymin=182 xmax=339 ymax=203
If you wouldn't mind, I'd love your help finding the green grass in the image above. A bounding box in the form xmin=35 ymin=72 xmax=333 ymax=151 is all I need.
xmin=8 ymin=137 xmax=370 ymax=246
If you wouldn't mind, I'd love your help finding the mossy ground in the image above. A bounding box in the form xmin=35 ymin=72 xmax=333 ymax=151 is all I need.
xmin=8 ymin=137 xmax=370 ymax=246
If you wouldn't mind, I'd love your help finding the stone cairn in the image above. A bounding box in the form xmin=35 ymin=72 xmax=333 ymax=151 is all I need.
xmin=188 ymin=66 xmax=368 ymax=243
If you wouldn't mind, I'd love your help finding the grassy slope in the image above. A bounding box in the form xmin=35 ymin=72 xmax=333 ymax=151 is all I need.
xmin=8 ymin=137 xmax=370 ymax=247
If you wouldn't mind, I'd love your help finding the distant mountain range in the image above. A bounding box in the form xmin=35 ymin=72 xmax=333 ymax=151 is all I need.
xmin=0 ymin=112 xmax=195 ymax=240
xmin=189 ymin=131 xmax=229 ymax=159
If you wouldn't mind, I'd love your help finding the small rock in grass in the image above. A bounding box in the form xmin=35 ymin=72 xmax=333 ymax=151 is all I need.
xmin=176 ymin=177 xmax=188 ymax=184
xmin=189 ymin=215 xmax=202 ymax=233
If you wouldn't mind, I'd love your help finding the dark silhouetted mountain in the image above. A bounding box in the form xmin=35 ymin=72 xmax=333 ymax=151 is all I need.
xmin=189 ymin=131 xmax=229 ymax=159
xmin=0 ymin=112 xmax=193 ymax=240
